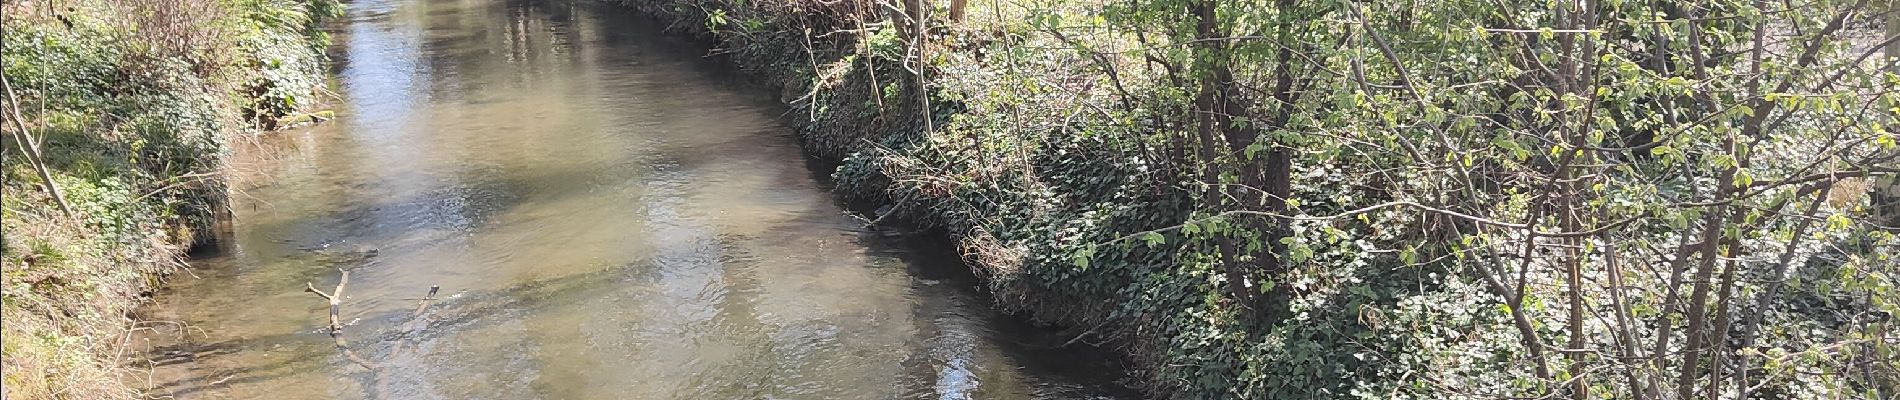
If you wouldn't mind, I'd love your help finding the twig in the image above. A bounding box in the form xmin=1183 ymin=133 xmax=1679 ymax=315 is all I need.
xmin=1101 ymin=199 xmax=1645 ymax=248
xmin=411 ymin=285 xmax=440 ymax=318
xmin=1060 ymin=318 xmax=1116 ymax=348
xmin=1482 ymin=28 xmax=1600 ymax=34
xmin=2 ymin=73 xmax=76 ymax=219
xmin=305 ymin=269 xmax=378 ymax=370
xmin=133 ymin=171 xmax=221 ymax=202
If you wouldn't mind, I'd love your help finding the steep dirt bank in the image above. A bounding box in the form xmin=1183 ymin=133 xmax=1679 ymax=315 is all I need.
xmin=0 ymin=0 xmax=335 ymax=397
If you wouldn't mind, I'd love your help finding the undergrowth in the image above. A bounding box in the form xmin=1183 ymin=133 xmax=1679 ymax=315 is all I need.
xmin=0 ymin=0 xmax=336 ymax=398
xmin=612 ymin=0 xmax=1898 ymax=399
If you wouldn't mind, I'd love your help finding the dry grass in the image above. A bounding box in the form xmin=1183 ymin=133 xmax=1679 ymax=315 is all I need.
xmin=2 ymin=186 xmax=179 ymax=400
xmin=958 ymin=226 xmax=1026 ymax=280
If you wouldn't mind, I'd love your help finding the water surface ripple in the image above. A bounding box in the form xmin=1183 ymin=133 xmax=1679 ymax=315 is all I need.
xmin=134 ymin=0 xmax=1130 ymax=398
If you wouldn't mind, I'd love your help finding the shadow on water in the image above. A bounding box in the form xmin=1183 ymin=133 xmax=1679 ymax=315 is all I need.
xmin=134 ymin=0 xmax=1135 ymax=398
xmin=147 ymin=218 xmax=1133 ymax=398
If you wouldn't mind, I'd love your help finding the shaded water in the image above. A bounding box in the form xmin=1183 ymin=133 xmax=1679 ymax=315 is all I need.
xmin=132 ymin=0 xmax=1131 ymax=398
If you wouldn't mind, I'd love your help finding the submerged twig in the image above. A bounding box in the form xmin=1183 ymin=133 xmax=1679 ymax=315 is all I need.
xmin=411 ymin=285 xmax=440 ymax=318
xmin=305 ymin=269 xmax=378 ymax=370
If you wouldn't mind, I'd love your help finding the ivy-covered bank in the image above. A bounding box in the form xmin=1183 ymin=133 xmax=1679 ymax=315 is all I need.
xmin=605 ymin=0 xmax=1397 ymax=396
xmin=612 ymin=1 xmax=1898 ymax=399
xmin=1 ymin=0 xmax=336 ymax=397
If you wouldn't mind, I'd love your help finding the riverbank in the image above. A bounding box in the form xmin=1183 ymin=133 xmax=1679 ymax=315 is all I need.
xmin=0 ymin=0 xmax=336 ymax=397
xmin=606 ymin=1 xmax=1898 ymax=399
xmin=603 ymin=0 xmax=1229 ymax=396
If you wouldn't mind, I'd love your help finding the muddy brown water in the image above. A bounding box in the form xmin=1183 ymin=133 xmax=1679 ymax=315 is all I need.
xmin=131 ymin=0 xmax=1132 ymax=398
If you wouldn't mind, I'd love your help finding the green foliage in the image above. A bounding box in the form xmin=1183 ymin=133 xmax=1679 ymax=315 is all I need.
xmin=1 ymin=0 xmax=336 ymax=397
xmin=560 ymin=0 xmax=1900 ymax=398
xmin=230 ymin=0 xmax=342 ymax=125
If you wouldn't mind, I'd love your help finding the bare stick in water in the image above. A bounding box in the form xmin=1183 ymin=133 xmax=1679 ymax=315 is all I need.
xmin=412 ymin=285 xmax=440 ymax=318
xmin=305 ymin=269 xmax=378 ymax=370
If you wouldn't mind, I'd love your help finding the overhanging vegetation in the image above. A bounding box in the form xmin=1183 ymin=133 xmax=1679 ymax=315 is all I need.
xmin=612 ymin=0 xmax=1899 ymax=398
xmin=0 ymin=0 xmax=336 ymax=397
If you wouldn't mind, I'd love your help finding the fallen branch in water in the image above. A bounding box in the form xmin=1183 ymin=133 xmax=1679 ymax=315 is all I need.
xmin=305 ymin=270 xmax=443 ymax=399
xmin=411 ymin=285 xmax=440 ymax=317
xmin=395 ymin=285 xmax=441 ymax=340
xmin=305 ymin=269 xmax=379 ymax=370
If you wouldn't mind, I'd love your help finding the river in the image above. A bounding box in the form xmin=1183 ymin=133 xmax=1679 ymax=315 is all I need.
xmin=132 ymin=0 xmax=1131 ymax=398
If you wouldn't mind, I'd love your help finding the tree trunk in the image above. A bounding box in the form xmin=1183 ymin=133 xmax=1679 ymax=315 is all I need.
xmin=1875 ymin=1 xmax=1900 ymax=229
xmin=1187 ymin=0 xmax=1256 ymax=308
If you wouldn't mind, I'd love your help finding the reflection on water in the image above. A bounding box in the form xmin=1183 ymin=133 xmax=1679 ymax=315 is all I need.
xmin=131 ymin=0 xmax=1131 ymax=398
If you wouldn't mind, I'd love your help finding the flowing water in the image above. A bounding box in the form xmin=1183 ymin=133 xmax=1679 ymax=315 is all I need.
xmin=133 ymin=0 xmax=1130 ymax=398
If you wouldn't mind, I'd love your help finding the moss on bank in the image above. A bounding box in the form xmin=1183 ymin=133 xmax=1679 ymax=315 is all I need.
xmin=0 ymin=0 xmax=336 ymax=397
